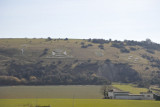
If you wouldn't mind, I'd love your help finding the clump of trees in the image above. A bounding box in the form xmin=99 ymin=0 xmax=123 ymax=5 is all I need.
xmin=101 ymin=85 xmax=113 ymax=99
xmin=46 ymin=37 xmax=52 ymax=41
xmin=120 ymin=48 xmax=130 ymax=53
xmin=88 ymin=39 xmax=111 ymax=44
xmin=129 ymin=47 xmax=137 ymax=51
xmin=81 ymin=42 xmax=93 ymax=48
xmin=1 ymin=60 xmax=111 ymax=85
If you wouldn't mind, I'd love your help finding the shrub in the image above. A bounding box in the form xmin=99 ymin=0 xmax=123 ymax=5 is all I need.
xmin=120 ymin=48 xmax=130 ymax=53
xmin=130 ymin=47 xmax=137 ymax=51
xmin=81 ymin=45 xmax=88 ymax=48
xmin=64 ymin=38 xmax=68 ymax=40
xmin=46 ymin=37 xmax=52 ymax=41
xmin=98 ymin=44 xmax=104 ymax=49
xmin=146 ymin=49 xmax=155 ymax=54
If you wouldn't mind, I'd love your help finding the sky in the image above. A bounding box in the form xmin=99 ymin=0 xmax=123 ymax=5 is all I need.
xmin=0 ymin=0 xmax=160 ymax=43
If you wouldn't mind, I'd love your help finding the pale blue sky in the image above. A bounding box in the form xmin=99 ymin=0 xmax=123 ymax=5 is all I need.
xmin=0 ymin=0 xmax=160 ymax=43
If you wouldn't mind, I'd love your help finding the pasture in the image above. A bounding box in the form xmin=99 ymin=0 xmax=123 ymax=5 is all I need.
xmin=112 ymin=84 xmax=148 ymax=94
xmin=0 ymin=85 xmax=160 ymax=107
xmin=0 ymin=99 xmax=160 ymax=107
xmin=0 ymin=85 xmax=103 ymax=99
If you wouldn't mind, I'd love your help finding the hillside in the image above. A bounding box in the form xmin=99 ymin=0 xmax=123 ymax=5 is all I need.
xmin=0 ymin=38 xmax=160 ymax=87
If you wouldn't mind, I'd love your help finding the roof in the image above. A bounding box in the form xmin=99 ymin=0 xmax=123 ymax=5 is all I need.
xmin=115 ymin=94 xmax=143 ymax=96
xmin=111 ymin=91 xmax=129 ymax=93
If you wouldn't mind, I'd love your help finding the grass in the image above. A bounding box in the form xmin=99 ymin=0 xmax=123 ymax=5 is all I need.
xmin=0 ymin=99 xmax=160 ymax=107
xmin=0 ymin=85 xmax=103 ymax=99
xmin=112 ymin=83 xmax=148 ymax=94
xmin=0 ymin=38 xmax=159 ymax=73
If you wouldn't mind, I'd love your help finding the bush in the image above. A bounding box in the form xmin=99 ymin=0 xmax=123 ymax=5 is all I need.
xmin=92 ymin=39 xmax=106 ymax=44
xmin=105 ymin=59 xmax=111 ymax=63
xmin=98 ymin=44 xmax=104 ymax=49
xmin=64 ymin=38 xmax=68 ymax=40
xmin=88 ymin=44 xmax=93 ymax=47
xmin=111 ymin=42 xmax=124 ymax=49
xmin=46 ymin=37 xmax=52 ymax=41
xmin=81 ymin=45 xmax=88 ymax=48
xmin=130 ymin=47 xmax=136 ymax=51
xmin=120 ymin=48 xmax=130 ymax=53
xmin=146 ymin=49 xmax=155 ymax=54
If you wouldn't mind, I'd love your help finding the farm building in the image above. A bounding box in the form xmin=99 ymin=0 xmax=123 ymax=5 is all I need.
xmin=108 ymin=90 xmax=154 ymax=100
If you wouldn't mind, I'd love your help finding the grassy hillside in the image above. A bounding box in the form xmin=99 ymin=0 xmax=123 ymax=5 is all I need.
xmin=0 ymin=38 xmax=160 ymax=86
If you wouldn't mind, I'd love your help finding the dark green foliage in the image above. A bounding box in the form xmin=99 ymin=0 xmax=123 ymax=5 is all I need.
xmin=111 ymin=42 xmax=125 ymax=49
xmin=101 ymin=85 xmax=113 ymax=99
xmin=81 ymin=42 xmax=85 ymax=45
xmin=111 ymin=42 xmax=130 ymax=53
xmin=2 ymin=61 xmax=112 ymax=85
xmin=125 ymin=39 xmax=160 ymax=51
xmin=0 ymin=58 xmax=146 ymax=85
xmin=98 ymin=44 xmax=104 ymax=49
xmin=91 ymin=39 xmax=109 ymax=44
xmin=120 ymin=48 xmax=130 ymax=53
xmin=46 ymin=37 xmax=52 ymax=41
xmin=81 ymin=45 xmax=88 ymax=48
xmin=130 ymin=47 xmax=137 ymax=51
xmin=87 ymin=44 xmax=93 ymax=47
xmin=64 ymin=38 xmax=68 ymax=40
xmin=88 ymin=38 xmax=92 ymax=42
xmin=104 ymin=59 xmax=111 ymax=63
xmin=81 ymin=42 xmax=93 ymax=48
xmin=137 ymin=80 xmax=151 ymax=88
xmin=92 ymin=39 xmax=105 ymax=44
xmin=146 ymin=49 xmax=155 ymax=54
xmin=141 ymin=54 xmax=160 ymax=68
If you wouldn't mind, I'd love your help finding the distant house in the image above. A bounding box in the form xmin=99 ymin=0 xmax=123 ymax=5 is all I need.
xmin=108 ymin=90 xmax=154 ymax=100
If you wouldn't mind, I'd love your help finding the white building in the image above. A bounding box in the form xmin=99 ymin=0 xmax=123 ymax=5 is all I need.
xmin=108 ymin=90 xmax=154 ymax=100
xmin=140 ymin=92 xmax=154 ymax=100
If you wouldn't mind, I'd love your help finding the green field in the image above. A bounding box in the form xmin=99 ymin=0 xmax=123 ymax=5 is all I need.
xmin=0 ymin=99 xmax=160 ymax=107
xmin=0 ymin=85 xmax=103 ymax=99
xmin=112 ymin=84 xmax=148 ymax=94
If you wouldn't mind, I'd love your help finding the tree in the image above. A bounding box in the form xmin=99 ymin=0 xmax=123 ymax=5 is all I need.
xmin=47 ymin=37 xmax=52 ymax=41
xmin=101 ymin=85 xmax=112 ymax=99
xmin=146 ymin=38 xmax=152 ymax=44
xmin=64 ymin=38 xmax=68 ymax=40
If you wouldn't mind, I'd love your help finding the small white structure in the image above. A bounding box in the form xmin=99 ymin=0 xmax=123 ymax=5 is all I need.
xmin=63 ymin=51 xmax=67 ymax=55
xmin=49 ymin=49 xmax=72 ymax=58
xmin=108 ymin=90 xmax=154 ymax=100
xmin=52 ymin=51 xmax=55 ymax=56
xmin=140 ymin=92 xmax=154 ymax=100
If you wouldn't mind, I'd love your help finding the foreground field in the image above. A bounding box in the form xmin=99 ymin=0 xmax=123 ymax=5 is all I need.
xmin=0 ymin=99 xmax=160 ymax=107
